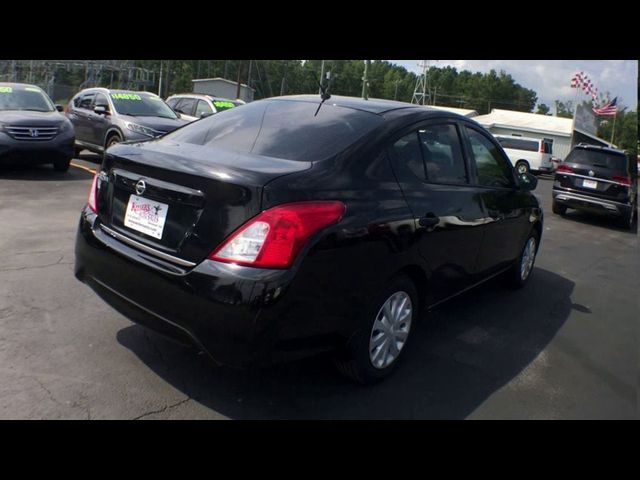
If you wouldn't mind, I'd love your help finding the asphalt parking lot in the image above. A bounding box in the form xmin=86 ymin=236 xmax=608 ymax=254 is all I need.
xmin=0 ymin=157 xmax=637 ymax=419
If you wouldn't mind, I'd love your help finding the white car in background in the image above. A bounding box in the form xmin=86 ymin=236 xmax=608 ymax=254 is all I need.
xmin=494 ymin=135 xmax=554 ymax=175
xmin=165 ymin=93 xmax=244 ymax=122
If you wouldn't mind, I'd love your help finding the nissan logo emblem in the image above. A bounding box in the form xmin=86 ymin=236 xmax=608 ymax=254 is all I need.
xmin=29 ymin=128 xmax=39 ymax=138
xmin=135 ymin=180 xmax=146 ymax=195
xmin=588 ymin=170 xmax=595 ymax=177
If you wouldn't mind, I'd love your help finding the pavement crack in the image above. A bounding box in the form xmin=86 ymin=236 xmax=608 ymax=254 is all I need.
xmin=33 ymin=377 xmax=66 ymax=410
xmin=131 ymin=398 xmax=191 ymax=420
xmin=0 ymin=255 xmax=66 ymax=273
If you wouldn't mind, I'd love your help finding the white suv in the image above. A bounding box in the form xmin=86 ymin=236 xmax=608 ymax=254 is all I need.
xmin=494 ymin=135 xmax=554 ymax=175
xmin=165 ymin=94 xmax=244 ymax=122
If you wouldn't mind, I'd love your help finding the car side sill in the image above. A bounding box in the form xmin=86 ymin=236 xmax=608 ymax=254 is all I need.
xmin=426 ymin=266 xmax=511 ymax=311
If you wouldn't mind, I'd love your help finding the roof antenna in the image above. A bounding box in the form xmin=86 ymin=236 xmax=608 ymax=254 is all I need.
xmin=314 ymin=71 xmax=333 ymax=117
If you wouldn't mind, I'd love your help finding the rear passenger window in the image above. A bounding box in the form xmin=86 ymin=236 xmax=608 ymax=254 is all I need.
xmin=466 ymin=128 xmax=514 ymax=188
xmin=392 ymin=132 xmax=426 ymax=180
xmin=418 ymin=124 xmax=467 ymax=184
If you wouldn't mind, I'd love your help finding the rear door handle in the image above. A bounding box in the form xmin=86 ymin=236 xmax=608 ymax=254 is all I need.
xmin=419 ymin=213 xmax=440 ymax=227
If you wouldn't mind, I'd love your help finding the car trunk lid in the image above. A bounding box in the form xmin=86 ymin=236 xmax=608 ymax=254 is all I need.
xmin=95 ymin=140 xmax=312 ymax=265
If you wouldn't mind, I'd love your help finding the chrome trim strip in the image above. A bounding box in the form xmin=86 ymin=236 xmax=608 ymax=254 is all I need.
xmin=559 ymin=171 xmax=627 ymax=186
xmin=99 ymin=225 xmax=196 ymax=267
xmin=554 ymin=193 xmax=620 ymax=211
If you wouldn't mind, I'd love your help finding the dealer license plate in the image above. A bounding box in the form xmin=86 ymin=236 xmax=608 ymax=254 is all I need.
xmin=582 ymin=179 xmax=598 ymax=189
xmin=124 ymin=194 xmax=168 ymax=240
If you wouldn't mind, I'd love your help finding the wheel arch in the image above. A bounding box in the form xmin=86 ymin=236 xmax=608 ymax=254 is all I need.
xmin=103 ymin=127 xmax=124 ymax=148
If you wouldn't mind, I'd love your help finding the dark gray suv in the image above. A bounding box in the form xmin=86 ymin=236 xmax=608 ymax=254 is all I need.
xmin=66 ymin=88 xmax=188 ymax=157
xmin=0 ymin=82 xmax=75 ymax=171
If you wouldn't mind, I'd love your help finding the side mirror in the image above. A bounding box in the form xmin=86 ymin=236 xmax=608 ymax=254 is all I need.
xmin=55 ymin=105 xmax=64 ymax=112
xmin=516 ymin=172 xmax=538 ymax=191
xmin=199 ymin=111 xmax=212 ymax=119
xmin=94 ymin=105 xmax=108 ymax=115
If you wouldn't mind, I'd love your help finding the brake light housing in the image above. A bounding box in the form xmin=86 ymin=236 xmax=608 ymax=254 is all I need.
xmin=88 ymin=173 xmax=99 ymax=213
xmin=209 ymin=201 xmax=346 ymax=269
xmin=612 ymin=175 xmax=631 ymax=186
xmin=556 ymin=164 xmax=573 ymax=173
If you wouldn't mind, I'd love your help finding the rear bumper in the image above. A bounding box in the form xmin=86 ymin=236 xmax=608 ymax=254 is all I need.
xmin=552 ymin=188 xmax=633 ymax=217
xmin=74 ymin=208 xmax=343 ymax=367
xmin=0 ymin=131 xmax=74 ymax=165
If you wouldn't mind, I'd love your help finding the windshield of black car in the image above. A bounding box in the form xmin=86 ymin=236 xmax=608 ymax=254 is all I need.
xmin=163 ymin=99 xmax=385 ymax=162
xmin=109 ymin=92 xmax=178 ymax=119
xmin=0 ymin=86 xmax=55 ymax=112
xmin=565 ymin=149 xmax=628 ymax=174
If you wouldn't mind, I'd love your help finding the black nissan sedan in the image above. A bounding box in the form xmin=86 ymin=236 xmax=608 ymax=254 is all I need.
xmin=74 ymin=95 xmax=542 ymax=383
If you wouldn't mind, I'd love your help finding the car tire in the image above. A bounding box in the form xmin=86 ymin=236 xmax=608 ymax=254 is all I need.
xmin=334 ymin=275 xmax=418 ymax=384
xmin=515 ymin=160 xmax=530 ymax=175
xmin=504 ymin=230 xmax=540 ymax=289
xmin=104 ymin=133 xmax=122 ymax=158
xmin=617 ymin=206 xmax=636 ymax=230
xmin=53 ymin=157 xmax=71 ymax=172
xmin=552 ymin=200 xmax=567 ymax=215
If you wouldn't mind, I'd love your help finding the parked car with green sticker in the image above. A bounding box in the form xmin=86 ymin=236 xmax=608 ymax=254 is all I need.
xmin=65 ymin=88 xmax=189 ymax=157
xmin=166 ymin=93 xmax=244 ymax=122
xmin=0 ymin=82 xmax=75 ymax=171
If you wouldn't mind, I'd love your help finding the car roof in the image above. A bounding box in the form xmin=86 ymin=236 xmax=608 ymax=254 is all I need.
xmin=494 ymin=135 xmax=542 ymax=143
xmin=574 ymin=143 xmax=627 ymax=156
xmin=168 ymin=93 xmax=240 ymax=102
xmin=75 ymin=87 xmax=158 ymax=96
xmin=0 ymin=82 xmax=43 ymax=89
xmin=267 ymin=94 xmax=428 ymax=115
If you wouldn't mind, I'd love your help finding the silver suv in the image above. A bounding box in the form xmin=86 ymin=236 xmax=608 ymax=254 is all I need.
xmin=166 ymin=93 xmax=244 ymax=122
xmin=66 ymin=88 xmax=189 ymax=156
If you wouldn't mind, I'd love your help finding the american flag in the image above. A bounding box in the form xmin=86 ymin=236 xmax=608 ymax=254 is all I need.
xmin=593 ymin=97 xmax=618 ymax=116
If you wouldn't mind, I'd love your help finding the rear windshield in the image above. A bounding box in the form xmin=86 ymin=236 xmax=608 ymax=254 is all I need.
xmin=163 ymin=99 xmax=385 ymax=162
xmin=0 ymin=85 xmax=55 ymax=112
xmin=565 ymin=148 xmax=628 ymax=173
xmin=110 ymin=92 xmax=178 ymax=119
xmin=497 ymin=137 xmax=539 ymax=152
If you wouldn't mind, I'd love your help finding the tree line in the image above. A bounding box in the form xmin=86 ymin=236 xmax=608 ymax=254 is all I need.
xmin=133 ymin=60 xmax=538 ymax=115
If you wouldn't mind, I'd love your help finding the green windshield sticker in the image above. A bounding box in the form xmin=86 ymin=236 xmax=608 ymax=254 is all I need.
xmin=0 ymin=86 xmax=12 ymax=93
xmin=24 ymin=87 xmax=42 ymax=93
xmin=213 ymin=100 xmax=235 ymax=109
xmin=111 ymin=93 xmax=142 ymax=101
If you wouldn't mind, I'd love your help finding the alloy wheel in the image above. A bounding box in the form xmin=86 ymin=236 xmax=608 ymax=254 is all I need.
xmin=520 ymin=237 xmax=536 ymax=281
xmin=368 ymin=291 xmax=412 ymax=369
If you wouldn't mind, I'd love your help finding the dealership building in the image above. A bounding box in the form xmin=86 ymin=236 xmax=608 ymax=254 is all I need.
xmin=473 ymin=104 xmax=612 ymax=160
xmin=191 ymin=77 xmax=255 ymax=103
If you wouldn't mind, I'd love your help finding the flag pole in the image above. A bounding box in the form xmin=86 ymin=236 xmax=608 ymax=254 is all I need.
xmin=610 ymin=112 xmax=617 ymax=145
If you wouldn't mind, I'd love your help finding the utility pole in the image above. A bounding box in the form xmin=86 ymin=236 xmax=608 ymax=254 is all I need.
xmin=280 ymin=60 xmax=287 ymax=96
xmin=236 ymin=61 xmax=242 ymax=100
xmin=319 ymin=60 xmax=325 ymax=93
xmin=158 ymin=60 xmax=163 ymax=97
xmin=362 ymin=60 xmax=369 ymax=100
xmin=394 ymin=78 xmax=399 ymax=100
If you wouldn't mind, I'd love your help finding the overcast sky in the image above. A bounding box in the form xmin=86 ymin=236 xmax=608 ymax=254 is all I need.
xmin=390 ymin=60 xmax=638 ymax=113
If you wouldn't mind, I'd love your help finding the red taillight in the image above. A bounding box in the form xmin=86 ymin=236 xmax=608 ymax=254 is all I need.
xmin=556 ymin=164 xmax=573 ymax=173
xmin=209 ymin=201 xmax=346 ymax=269
xmin=88 ymin=174 xmax=99 ymax=213
xmin=539 ymin=143 xmax=544 ymax=153
xmin=612 ymin=175 xmax=631 ymax=186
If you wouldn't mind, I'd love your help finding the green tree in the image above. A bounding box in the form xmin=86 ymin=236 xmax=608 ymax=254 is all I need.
xmin=555 ymin=100 xmax=574 ymax=118
xmin=536 ymin=103 xmax=550 ymax=115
